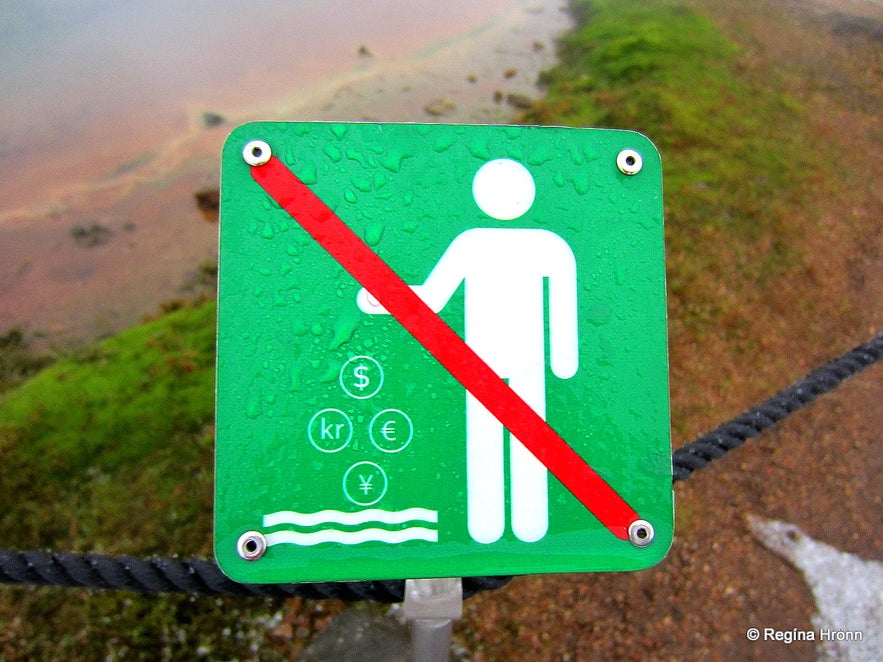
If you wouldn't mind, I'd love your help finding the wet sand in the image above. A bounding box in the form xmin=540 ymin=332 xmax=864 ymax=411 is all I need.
xmin=0 ymin=1 xmax=571 ymax=347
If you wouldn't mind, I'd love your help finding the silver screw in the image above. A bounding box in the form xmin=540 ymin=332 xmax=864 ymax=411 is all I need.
xmin=616 ymin=149 xmax=643 ymax=175
xmin=243 ymin=140 xmax=271 ymax=166
xmin=236 ymin=531 xmax=268 ymax=561
xmin=628 ymin=519 xmax=655 ymax=547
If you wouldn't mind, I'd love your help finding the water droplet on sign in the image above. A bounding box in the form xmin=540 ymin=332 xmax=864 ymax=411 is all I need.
xmin=298 ymin=162 xmax=318 ymax=185
xmin=329 ymin=316 xmax=358 ymax=350
xmin=364 ymin=222 xmax=385 ymax=246
xmin=380 ymin=151 xmax=409 ymax=173
xmin=351 ymin=177 xmax=372 ymax=193
xmin=323 ymin=144 xmax=343 ymax=163
xmin=569 ymin=146 xmax=585 ymax=166
xmin=468 ymin=141 xmax=490 ymax=160
xmin=317 ymin=360 xmax=338 ymax=382
xmin=346 ymin=149 xmax=367 ymax=167
xmin=434 ymin=135 xmax=455 ymax=153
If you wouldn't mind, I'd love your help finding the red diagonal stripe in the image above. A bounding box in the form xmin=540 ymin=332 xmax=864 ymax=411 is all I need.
xmin=251 ymin=155 xmax=639 ymax=540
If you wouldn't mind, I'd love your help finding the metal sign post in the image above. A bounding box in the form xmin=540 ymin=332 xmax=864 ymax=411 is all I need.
xmin=215 ymin=122 xmax=673 ymax=584
xmin=403 ymin=578 xmax=463 ymax=662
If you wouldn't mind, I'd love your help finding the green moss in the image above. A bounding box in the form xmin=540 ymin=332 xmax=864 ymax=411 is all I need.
xmin=1 ymin=301 xmax=216 ymax=480
xmin=528 ymin=0 xmax=820 ymax=340
xmin=0 ymin=301 xmax=216 ymax=551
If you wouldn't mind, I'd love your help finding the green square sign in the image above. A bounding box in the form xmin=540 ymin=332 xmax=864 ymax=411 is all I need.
xmin=215 ymin=122 xmax=672 ymax=583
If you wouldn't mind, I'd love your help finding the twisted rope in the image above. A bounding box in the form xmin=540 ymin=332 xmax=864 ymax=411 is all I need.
xmin=0 ymin=549 xmax=510 ymax=602
xmin=672 ymin=333 xmax=883 ymax=481
xmin=1 ymin=334 xmax=880 ymax=600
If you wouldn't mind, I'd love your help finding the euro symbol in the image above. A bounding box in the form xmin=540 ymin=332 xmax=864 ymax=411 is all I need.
xmin=381 ymin=420 xmax=397 ymax=442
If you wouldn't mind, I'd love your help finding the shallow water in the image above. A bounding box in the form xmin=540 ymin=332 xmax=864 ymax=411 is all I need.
xmin=0 ymin=0 xmax=553 ymax=220
xmin=0 ymin=0 xmax=571 ymax=345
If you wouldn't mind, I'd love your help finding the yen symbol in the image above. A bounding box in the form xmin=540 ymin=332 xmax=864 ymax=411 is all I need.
xmin=343 ymin=461 xmax=388 ymax=506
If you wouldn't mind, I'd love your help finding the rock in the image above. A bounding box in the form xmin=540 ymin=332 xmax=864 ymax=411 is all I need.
xmin=747 ymin=515 xmax=883 ymax=662
xmin=503 ymin=68 xmax=517 ymax=79
xmin=829 ymin=12 xmax=883 ymax=41
xmin=505 ymin=93 xmax=535 ymax=110
xmin=467 ymin=74 xmax=477 ymax=84
xmin=70 ymin=224 xmax=113 ymax=248
xmin=357 ymin=44 xmax=373 ymax=58
xmin=194 ymin=188 xmax=220 ymax=222
xmin=424 ymin=98 xmax=456 ymax=117
xmin=201 ymin=112 xmax=225 ymax=128
xmin=297 ymin=609 xmax=411 ymax=662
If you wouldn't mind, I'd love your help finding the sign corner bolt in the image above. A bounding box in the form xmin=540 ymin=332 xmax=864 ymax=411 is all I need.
xmin=627 ymin=518 xmax=655 ymax=547
xmin=243 ymin=139 xmax=272 ymax=167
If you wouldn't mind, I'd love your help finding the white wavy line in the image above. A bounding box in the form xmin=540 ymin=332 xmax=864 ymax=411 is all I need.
xmin=263 ymin=508 xmax=438 ymax=528
xmin=265 ymin=527 xmax=438 ymax=546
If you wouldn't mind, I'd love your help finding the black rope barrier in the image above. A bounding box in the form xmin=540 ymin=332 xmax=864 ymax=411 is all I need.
xmin=671 ymin=333 xmax=883 ymax=481
xmin=0 ymin=549 xmax=511 ymax=602
xmin=0 ymin=333 xmax=880 ymax=600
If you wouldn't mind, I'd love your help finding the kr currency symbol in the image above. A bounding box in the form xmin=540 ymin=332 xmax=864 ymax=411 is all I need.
xmin=340 ymin=355 xmax=383 ymax=399
xmin=308 ymin=408 xmax=353 ymax=453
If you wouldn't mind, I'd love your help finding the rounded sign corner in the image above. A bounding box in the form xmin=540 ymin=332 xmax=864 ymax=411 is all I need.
xmin=221 ymin=121 xmax=275 ymax=160
xmin=619 ymin=129 xmax=662 ymax=164
xmin=213 ymin=546 xmax=246 ymax=584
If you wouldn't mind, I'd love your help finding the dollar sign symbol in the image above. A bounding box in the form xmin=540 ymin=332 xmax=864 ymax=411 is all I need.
xmin=340 ymin=356 xmax=382 ymax=399
xmin=353 ymin=364 xmax=370 ymax=391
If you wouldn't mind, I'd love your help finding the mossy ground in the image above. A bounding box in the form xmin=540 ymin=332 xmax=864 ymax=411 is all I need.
xmin=526 ymin=0 xmax=821 ymax=385
xmin=2 ymin=0 xmax=881 ymax=659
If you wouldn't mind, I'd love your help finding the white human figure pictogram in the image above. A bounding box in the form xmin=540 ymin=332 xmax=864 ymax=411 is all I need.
xmin=357 ymin=159 xmax=578 ymax=543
